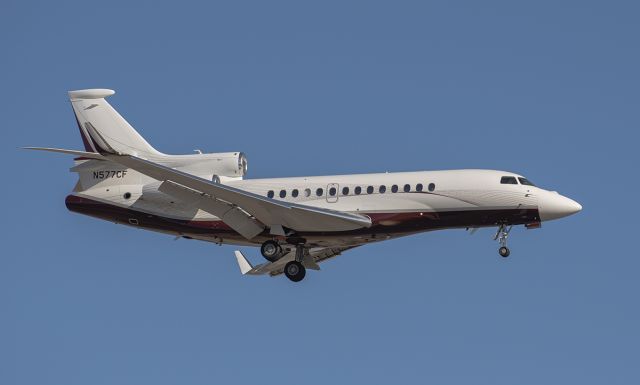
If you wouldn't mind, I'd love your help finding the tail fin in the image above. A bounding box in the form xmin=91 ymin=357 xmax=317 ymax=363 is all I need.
xmin=69 ymin=89 xmax=162 ymax=157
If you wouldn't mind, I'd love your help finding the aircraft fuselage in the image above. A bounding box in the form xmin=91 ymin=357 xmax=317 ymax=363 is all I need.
xmin=65 ymin=168 xmax=579 ymax=249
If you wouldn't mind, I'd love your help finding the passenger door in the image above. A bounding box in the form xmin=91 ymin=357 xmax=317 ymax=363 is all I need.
xmin=326 ymin=183 xmax=339 ymax=203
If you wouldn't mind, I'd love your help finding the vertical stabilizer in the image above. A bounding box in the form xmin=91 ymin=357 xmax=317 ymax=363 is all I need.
xmin=69 ymin=89 xmax=162 ymax=157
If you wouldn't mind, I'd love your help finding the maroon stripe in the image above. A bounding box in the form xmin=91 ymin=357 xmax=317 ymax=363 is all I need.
xmin=65 ymin=195 xmax=541 ymax=242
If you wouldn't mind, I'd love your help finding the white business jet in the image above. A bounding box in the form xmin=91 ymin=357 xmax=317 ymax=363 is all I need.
xmin=26 ymin=89 xmax=582 ymax=282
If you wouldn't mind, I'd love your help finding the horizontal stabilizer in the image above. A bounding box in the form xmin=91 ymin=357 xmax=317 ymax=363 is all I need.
xmin=23 ymin=147 xmax=105 ymax=160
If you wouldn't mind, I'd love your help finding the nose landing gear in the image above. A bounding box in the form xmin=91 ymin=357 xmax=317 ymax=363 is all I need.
xmin=494 ymin=224 xmax=512 ymax=258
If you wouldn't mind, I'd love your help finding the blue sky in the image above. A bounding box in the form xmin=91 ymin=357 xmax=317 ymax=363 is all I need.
xmin=2 ymin=1 xmax=638 ymax=384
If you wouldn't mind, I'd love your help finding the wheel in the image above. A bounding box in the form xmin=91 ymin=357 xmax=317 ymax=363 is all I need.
xmin=499 ymin=246 xmax=510 ymax=258
xmin=284 ymin=261 xmax=306 ymax=282
xmin=260 ymin=240 xmax=282 ymax=262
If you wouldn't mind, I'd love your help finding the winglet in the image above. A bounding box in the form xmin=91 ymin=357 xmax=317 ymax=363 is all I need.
xmin=234 ymin=250 xmax=254 ymax=275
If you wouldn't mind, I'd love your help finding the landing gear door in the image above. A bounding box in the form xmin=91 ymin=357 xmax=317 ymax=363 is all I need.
xmin=326 ymin=183 xmax=339 ymax=203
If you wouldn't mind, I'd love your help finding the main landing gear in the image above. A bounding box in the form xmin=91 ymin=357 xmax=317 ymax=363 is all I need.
xmin=494 ymin=224 xmax=512 ymax=258
xmin=260 ymin=240 xmax=282 ymax=262
xmin=284 ymin=261 xmax=305 ymax=282
xmin=284 ymin=244 xmax=307 ymax=282
xmin=260 ymin=241 xmax=308 ymax=282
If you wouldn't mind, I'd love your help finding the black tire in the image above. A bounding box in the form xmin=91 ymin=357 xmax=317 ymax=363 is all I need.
xmin=499 ymin=246 xmax=510 ymax=258
xmin=260 ymin=240 xmax=282 ymax=262
xmin=284 ymin=261 xmax=306 ymax=282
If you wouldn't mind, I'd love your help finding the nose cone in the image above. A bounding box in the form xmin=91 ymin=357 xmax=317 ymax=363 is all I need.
xmin=538 ymin=191 xmax=582 ymax=221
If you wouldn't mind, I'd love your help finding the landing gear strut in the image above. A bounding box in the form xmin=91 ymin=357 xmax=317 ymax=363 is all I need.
xmin=494 ymin=224 xmax=512 ymax=258
xmin=284 ymin=244 xmax=307 ymax=282
xmin=260 ymin=240 xmax=282 ymax=262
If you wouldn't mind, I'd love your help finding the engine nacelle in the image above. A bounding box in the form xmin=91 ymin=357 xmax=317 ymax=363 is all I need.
xmin=164 ymin=151 xmax=248 ymax=181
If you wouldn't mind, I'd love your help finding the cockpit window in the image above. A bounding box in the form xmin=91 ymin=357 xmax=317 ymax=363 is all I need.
xmin=518 ymin=177 xmax=535 ymax=186
xmin=500 ymin=176 xmax=518 ymax=185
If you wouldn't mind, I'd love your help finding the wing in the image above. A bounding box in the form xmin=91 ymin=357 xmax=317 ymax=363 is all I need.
xmin=24 ymin=147 xmax=371 ymax=238
xmin=235 ymin=246 xmax=357 ymax=276
xmin=104 ymin=154 xmax=371 ymax=236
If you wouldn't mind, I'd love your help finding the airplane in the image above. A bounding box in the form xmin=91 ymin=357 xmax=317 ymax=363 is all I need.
xmin=26 ymin=89 xmax=582 ymax=282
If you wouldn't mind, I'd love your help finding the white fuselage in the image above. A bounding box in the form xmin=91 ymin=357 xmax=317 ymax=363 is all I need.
xmin=66 ymin=165 xmax=580 ymax=249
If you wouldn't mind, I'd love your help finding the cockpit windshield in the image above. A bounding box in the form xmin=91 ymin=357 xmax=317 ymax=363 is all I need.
xmin=500 ymin=176 xmax=518 ymax=184
xmin=518 ymin=177 xmax=535 ymax=186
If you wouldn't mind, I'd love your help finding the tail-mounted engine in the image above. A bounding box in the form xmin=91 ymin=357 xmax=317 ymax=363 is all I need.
xmin=167 ymin=151 xmax=248 ymax=181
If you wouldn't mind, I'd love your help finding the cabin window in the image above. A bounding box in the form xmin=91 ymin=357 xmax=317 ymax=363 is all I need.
xmin=355 ymin=186 xmax=362 ymax=195
xmin=379 ymin=185 xmax=386 ymax=193
xmin=316 ymin=188 xmax=324 ymax=196
xmin=428 ymin=183 xmax=436 ymax=192
xmin=329 ymin=187 xmax=337 ymax=196
xmin=292 ymin=189 xmax=299 ymax=198
xmin=518 ymin=177 xmax=536 ymax=186
xmin=304 ymin=188 xmax=311 ymax=197
xmin=403 ymin=184 xmax=411 ymax=192
xmin=500 ymin=176 xmax=518 ymax=185
xmin=366 ymin=186 xmax=374 ymax=194
xmin=342 ymin=187 xmax=350 ymax=195
xmin=416 ymin=183 xmax=423 ymax=192
xmin=391 ymin=184 xmax=398 ymax=193
xmin=279 ymin=190 xmax=286 ymax=198
xmin=267 ymin=190 xmax=274 ymax=198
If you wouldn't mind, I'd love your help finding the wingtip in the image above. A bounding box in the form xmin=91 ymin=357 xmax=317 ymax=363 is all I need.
xmin=234 ymin=250 xmax=254 ymax=275
xmin=21 ymin=146 xmax=52 ymax=152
